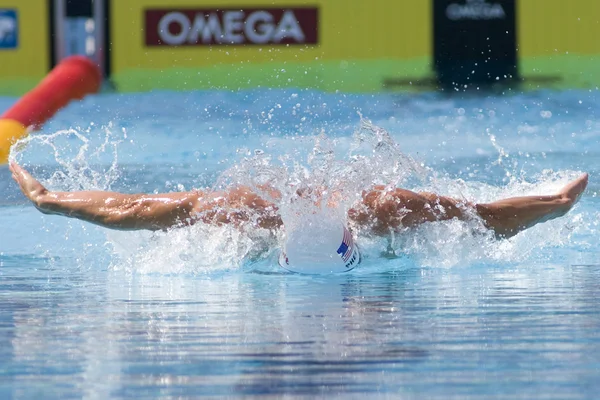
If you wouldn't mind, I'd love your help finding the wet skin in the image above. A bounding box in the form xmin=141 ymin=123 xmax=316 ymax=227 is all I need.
xmin=10 ymin=162 xmax=588 ymax=239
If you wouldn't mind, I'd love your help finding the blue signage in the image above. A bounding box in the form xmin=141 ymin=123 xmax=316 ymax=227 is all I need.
xmin=0 ymin=9 xmax=18 ymax=49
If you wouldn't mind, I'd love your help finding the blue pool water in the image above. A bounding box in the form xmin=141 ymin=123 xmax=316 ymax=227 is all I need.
xmin=1 ymin=88 xmax=599 ymax=398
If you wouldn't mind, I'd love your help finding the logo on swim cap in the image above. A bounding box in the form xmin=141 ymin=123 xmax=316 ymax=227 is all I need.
xmin=337 ymin=227 xmax=359 ymax=269
xmin=278 ymin=224 xmax=361 ymax=274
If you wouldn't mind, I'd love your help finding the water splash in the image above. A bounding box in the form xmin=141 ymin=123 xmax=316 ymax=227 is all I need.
xmin=9 ymin=125 xmax=122 ymax=191
xmin=106 ymin=223 xmax=275 ymax=275
xmin=216 ymin=118 xmax=429 ymax=230
xmin=8 ymin=119 xmax=590 ymax=274
xmin=405 ymin=169 xmax=587 ymax=268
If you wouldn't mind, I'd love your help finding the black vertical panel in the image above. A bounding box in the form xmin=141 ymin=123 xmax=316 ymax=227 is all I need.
xmin=104 ymin=0 xmax=111 ymax=78
xmin=65 ymin=0 xmax=93 ymax=18
xmin=433 ymin=0 xmax=518 ymax=89
xmin=48 ymin=0 xmax=55 ymax=70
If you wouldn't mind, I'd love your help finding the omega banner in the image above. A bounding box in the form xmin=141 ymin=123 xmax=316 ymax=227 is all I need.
xmin=433 ymin=0 xmax=518 ymax=88
xmin=110 ymin=0 xmax=433 ymax=93
xmin=145 ymin=8 xmax=318 ymax=46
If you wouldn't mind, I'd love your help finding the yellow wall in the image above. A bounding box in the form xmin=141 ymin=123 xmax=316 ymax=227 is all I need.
xmin=111 ymin=0 xmax=430 ymax=70
xmin=518 ymin=0 xmax=600 ymax=56
xmin=110 ymin=0 xmax=431 ymax=91
xmin=0 ymin=0 xmax=598 ymax=94
xmin=0 ymin=0 xmax=49 ymax=94
xmin=110 ymin=0 xmax=600 ymax=92
xmin=517 ymin=0 xmax=600 ymax=88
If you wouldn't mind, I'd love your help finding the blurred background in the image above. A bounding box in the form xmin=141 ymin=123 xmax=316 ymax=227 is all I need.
xmin=3 ymin=4 xmax=600 ymax=398
xmin=1 ymin=0 xmax=600 ymax=96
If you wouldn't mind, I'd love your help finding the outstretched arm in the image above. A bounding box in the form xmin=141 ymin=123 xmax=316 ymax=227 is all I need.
xmin=10 ymin=162 xmax=202 ymax=231
xmin=474 ymin=173 xmax=588 ymax=237
xmin=349 ymin=173 xmax=588 ymax=238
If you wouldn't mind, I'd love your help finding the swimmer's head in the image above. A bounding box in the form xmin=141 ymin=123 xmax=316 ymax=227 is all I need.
xmin=278 ymin=220 xmax=361 ymax=274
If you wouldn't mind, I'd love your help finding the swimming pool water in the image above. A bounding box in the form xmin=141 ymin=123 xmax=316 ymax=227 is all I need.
xmin=1 ymin=88 xmax=599 ymax=399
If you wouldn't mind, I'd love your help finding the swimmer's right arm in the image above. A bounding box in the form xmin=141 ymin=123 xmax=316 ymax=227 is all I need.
xmin=10 ymin=162 xmax=202 ymax=231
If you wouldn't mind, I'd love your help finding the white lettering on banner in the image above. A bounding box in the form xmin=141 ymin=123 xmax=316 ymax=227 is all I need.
xmin=273 ymin=11 xmax=305 ymax=43
xmin=222 ymin=10 xmax=244 ymax=44
xmin=446 ymin=0 xmax=506 ymax=21
xmin=158 ymin=12 xmax=189 ymax=45
xmin=189 ymin=13 xmax=222 ymax=44
xmin=245 ymin=11 xmax=274 ymax=44
xmin=157 ymin=10 xmax=306 ymax=45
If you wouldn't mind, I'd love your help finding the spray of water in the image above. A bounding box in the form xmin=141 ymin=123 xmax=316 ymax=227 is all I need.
xmin=9 ymin=125 xmax=122 ymax=191
xmin=216 ymin=117 xmax=428 ymax=228
xmin=9 ymin=118 xmax=589 ymax=274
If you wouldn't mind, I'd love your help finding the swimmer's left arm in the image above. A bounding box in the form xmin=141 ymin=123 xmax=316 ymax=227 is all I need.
xmin=10 ymin=162 xmax=202 ymax=231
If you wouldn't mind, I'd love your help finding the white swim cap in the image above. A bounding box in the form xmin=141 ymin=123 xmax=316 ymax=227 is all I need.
xmin=278 ymin=222 xmax=361 ymax=274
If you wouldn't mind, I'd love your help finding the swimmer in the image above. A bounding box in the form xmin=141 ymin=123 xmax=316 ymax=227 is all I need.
xmin=9 ymin=162 xmax=588 ymax=270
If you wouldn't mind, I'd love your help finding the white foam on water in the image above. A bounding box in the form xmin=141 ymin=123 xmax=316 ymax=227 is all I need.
xmin=105 ymin=223 xmax=276 ymax=275
xmin=396 ymin=169 xmax=588 ymax=268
